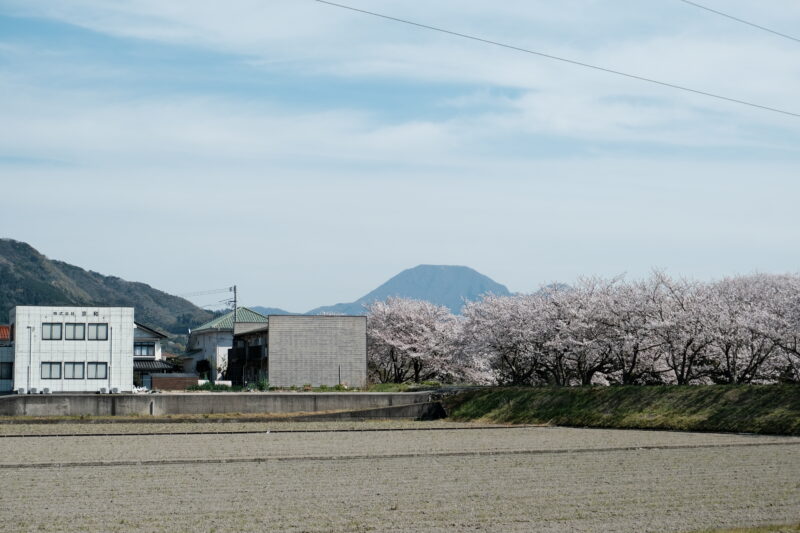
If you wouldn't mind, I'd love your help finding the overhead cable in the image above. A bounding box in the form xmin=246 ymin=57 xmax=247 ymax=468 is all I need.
xmin=676 ymin=0 xmax=800 ymax=44
xmin=314 ymin=0 xmax=800 ymax=119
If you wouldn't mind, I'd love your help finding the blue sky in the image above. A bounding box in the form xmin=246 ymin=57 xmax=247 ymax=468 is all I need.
xmin=1 ymin=0 xmax=798 ymax=312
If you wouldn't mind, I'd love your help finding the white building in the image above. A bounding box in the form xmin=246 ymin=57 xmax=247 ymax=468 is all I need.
xmin=2 ymin=306 xmax=135 ymax=393
xmin=183 ymin=307 xmax=268 ymax=381
xmin=133 ymin=322 xmax=172 ymax=388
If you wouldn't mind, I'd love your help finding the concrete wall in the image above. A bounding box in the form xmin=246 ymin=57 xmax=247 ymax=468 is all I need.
xmin=268 ymin=315 xmax=367 ymax=388
xmin=0 ymin=391 xmax=433 ymax=417
xmin=10 ymin=306 xmax=134 ymax=393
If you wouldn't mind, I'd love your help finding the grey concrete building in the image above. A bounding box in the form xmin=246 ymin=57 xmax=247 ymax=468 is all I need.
xmin=229 ymin=315 xmax=366 ymax=388
xmin=268 ymin=315 xmax=366 ymax=388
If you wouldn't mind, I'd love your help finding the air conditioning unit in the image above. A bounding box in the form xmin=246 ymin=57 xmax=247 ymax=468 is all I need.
xmin=99 ymin=387 xmax=107 ymax=394
xmin=111 ymin=388 xmax=119 ymax=394
xmin=16 ymin=388 xmax=25 ymax=395
xmin=29 ymin=388 xmax=38 ymax=394
xmin=43 ymin=388 xmax=51 ymax=394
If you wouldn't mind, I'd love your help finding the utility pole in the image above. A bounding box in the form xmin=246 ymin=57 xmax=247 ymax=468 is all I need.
xmin=231 ymin=285 xmax=245 ymax=387
xmin=27 ymin=326 xmax=32 ymax=392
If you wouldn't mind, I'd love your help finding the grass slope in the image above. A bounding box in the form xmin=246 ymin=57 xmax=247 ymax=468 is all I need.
xmin=445 ymin=385 xmax=800 ymax=435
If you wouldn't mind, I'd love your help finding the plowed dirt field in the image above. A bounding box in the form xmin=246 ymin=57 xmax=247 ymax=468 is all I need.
xmin=0 ymin=421 xmax=797 ymax=532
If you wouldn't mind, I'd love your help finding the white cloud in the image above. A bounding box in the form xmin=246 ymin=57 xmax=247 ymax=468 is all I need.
xmin=1 ymin=0 xmax=799 ymax=309
xmin=3 ymin=0 xmax=799 ymax=146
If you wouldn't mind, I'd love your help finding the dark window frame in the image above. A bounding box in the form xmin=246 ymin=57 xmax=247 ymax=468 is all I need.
xmin=87 ymin=362 xmax=108 ymax=380
xmin=0 ymin=362 xmax=12 ymax=380
xmin=64 ymin=362 xmax=85 ymax=380
xmin=65 ymin=323 xmax=86 ymax=341
xmin=134 ymin=342 xmax=156 ymax=357
xmin=87 ymin=323 xmax=109 ymax=341
xmin=41 ymin=362 xmax=62 ymax=380
xmin=41 ymin=323 xmax=62 ymax=341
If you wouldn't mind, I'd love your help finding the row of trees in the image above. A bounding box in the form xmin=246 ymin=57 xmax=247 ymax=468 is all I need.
xmin=366 ymin=272 xmax=800 ymax=386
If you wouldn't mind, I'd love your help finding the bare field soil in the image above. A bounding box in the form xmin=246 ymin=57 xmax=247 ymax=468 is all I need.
xmin=1 ymin=424 xmax=798 ymax=466
xmin=0 ymin=419 xmax=484 ymax=436
xmin=0 ymin=423 xmax=798 ymax=532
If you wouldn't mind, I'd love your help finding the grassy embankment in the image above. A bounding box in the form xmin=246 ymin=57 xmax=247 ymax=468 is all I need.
xmin=445 ymin=384 xmax=800 ymax=435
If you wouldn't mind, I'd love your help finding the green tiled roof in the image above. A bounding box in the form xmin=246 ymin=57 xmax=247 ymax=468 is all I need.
xmin=192 ymin=307 xmax=268 ymax=332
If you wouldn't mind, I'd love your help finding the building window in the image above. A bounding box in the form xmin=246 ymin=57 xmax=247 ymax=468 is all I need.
xmin=0 ymin=362 xmax=12 ymax=380
xmin=65 ymin=323 xmax=86 ymax=341
xmin=87 ymin=362 xmax=107 ymax=379
xmin=41 ymin=362 xmax=62 ymax=379
xmin=87 ymin=324 xmax=108 ymax=341
xmin=41 ymin=323 xmax=62 ymax=340
xmin=134 ymin=342 xmax=156 ymax=356
xmin=64 ymin=362 xmax=85 ymax=379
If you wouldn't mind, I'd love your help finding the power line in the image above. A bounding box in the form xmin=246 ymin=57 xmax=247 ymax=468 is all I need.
xmin=676 ymin=0 xmax=800 ymax=44
xmin=314 ymin=0 xmax=800 ymax=119
xmin=177 ymin=287 xmax=234 ymax=298
xmin=197 ymin=298 xmax=235 ymax=309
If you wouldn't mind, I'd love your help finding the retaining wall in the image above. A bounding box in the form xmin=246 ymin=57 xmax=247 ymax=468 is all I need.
xmin=0 ymin=392 xmax=433 ymax=417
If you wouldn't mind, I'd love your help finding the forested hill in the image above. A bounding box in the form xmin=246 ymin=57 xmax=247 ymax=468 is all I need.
xmin=307 ymin=264 xmax=511 ymax=315
xmin=0 ymin=239 xmax=212 ymax=333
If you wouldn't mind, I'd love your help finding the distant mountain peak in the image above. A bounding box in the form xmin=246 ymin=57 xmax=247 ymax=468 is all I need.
xmin=306 ymin=264 xmax=510 ymax=315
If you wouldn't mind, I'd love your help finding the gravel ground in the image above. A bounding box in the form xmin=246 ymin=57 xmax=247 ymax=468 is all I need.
xmin=0 ymin=423 xmax=797 ymax=532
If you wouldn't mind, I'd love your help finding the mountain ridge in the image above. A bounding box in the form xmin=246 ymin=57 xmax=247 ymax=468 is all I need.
xmin=0 ymin=239 xmax=213 ymax=333
xmin=1 ymin=240 xmax=512 ymax=330
xmin=304 ymin=264 xmax=510 ymax=315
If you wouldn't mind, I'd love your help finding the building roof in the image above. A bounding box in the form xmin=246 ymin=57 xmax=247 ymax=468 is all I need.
xmin=133 ymin=360 xmax=179 ymax=371
xmin=134 ymin=321 xmax=168 ymax=339
xmin=191 ymin=307 xmax=268 ymax=333
xmin=0 ymin=325 xmax=9 ymax=341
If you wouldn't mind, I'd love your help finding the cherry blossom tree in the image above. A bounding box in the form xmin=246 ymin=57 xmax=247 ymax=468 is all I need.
xmin=644 ymin=272 xmax=714 ymax=385
xmin=366 ymin=297 xmax=466 ymax=384
xmin=461 ymin=293 xmax=553 ymax=385
xmin=596 ymin=278 xmax=665 ymax=384
xmin=705 ymin=275 xmax=780 ymax=383
xmin=368 ymin=272 xmax=800 ymax=387
xmin=749 ymin=274 xmax=800 ymax=382
xmin=548 ymin=278 xmax=617 ymax=386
